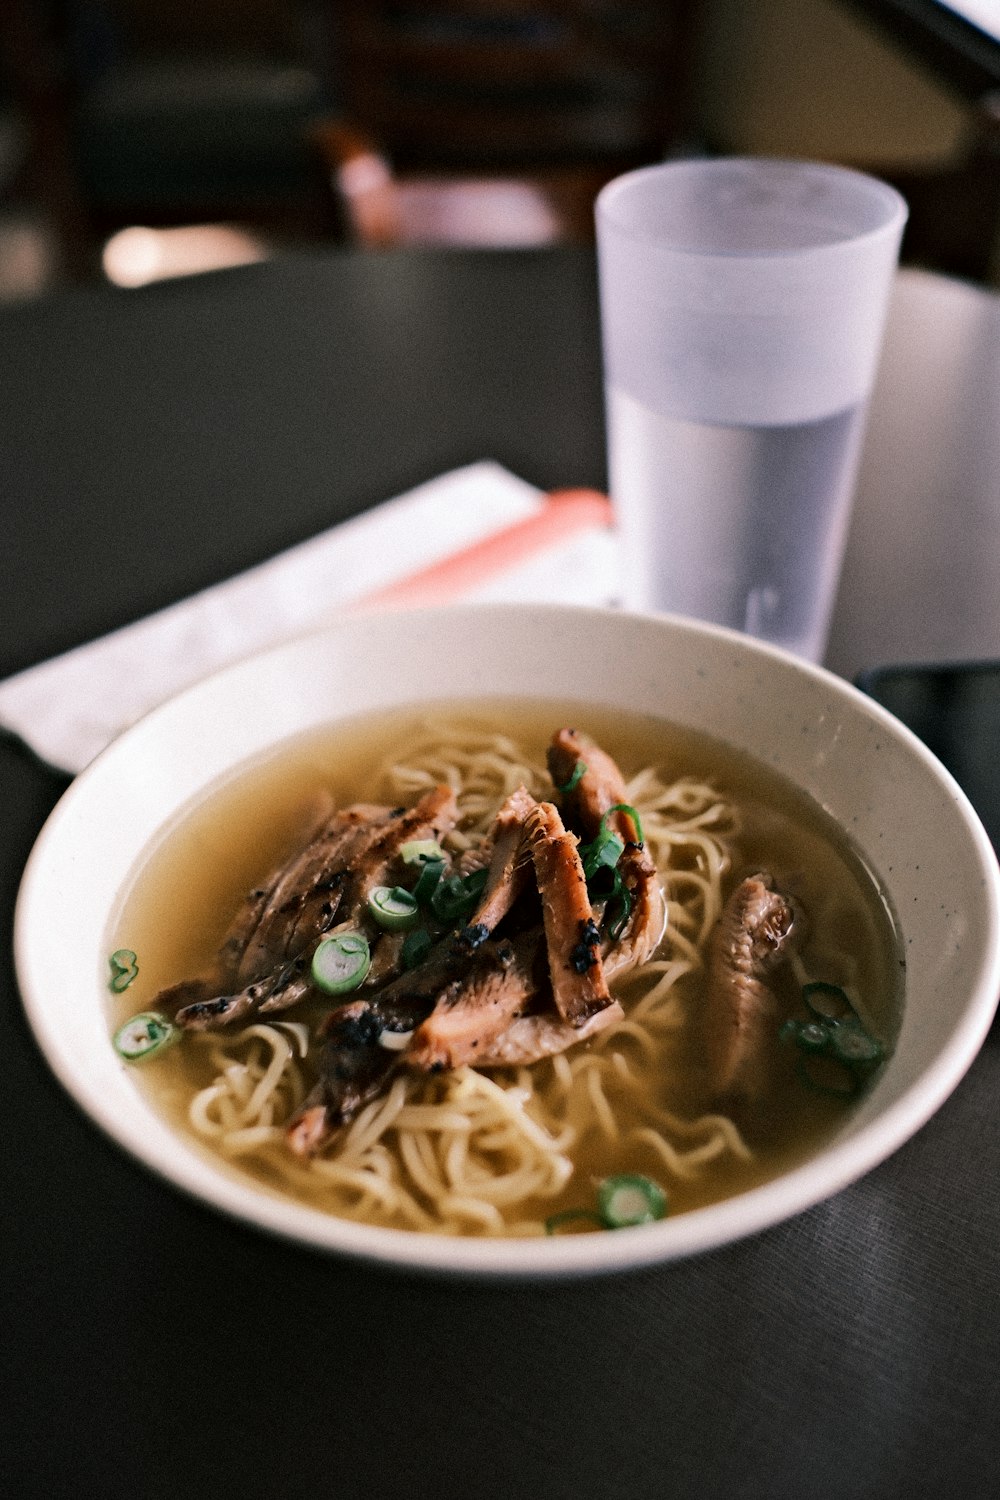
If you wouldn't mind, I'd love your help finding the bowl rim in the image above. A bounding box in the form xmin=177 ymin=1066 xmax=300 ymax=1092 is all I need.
xmin=14 ymin=603 xmax=1000 ymax=1277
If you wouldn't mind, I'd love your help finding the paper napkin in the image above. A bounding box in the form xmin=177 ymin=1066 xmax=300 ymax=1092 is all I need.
xmin=0 ymin=462 xmax=619 ymax=774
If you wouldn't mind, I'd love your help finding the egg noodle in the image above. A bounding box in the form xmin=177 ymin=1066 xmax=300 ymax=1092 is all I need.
xmin=184 ymin=721 xmax=752 ymax=1236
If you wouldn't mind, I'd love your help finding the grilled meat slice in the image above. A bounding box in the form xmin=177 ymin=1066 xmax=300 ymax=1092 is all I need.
xmin=475 ymin=999 xmax=625 ymax=1067
xmin=285 ymin=934 xmax=477 ymax=1153
xmin=525 ymin=800 xmax=613 ymax=1027
xmin=286 ymin=989 xmax=429 ymax=1155
xmin=235 ymin=802 xmax=398 ymax=984
xmin=174 ymin=955 xmax=313 ymax=1030
xmin=549 ymin=727 xmax=663 ymax=977
xmin=346 ymin=784 xmax=459 ymax=916
xmin=406 ymin=932 xmax=544 ymax=1072
xmin=548 ymin=727 xmax=639 ymax=844
xmin=601 ymin=844 xmax=665 ymax=981
xmin=238 ymin=785 xmax=457 ymax=983
xmin=703 ymin=871 xmax=796 ymax=1105
xmin=465 ymin=785 xmax=537 ymax=933
xmin=164 ymin=786 xmax=459 ymax=1031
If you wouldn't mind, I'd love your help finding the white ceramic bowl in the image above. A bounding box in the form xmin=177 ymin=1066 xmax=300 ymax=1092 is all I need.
xmin=14 ymin=605 xmax=1000 ymax=1276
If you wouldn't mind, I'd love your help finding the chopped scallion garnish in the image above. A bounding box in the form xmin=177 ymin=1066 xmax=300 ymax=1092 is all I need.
xmin=311 ymin=932 xmax=371 ymax=993
xmin=606 ymin=871 xmax=634 ymax=941
xmin=600 ymin=802 xmax=644 ymax=844
xmin=598 ymin=1174 xmax=667 ymax=1228
xmin=781 ymin=982 xmax=887 ymax=1096
xmin=544 ymin=1174 xmax=669 ymax=1236
xmin=367 ymin=885 xmax=421 ymax=930
xmin=113 ymin=1010 xmax=176 ymax=1062
xmin=802 ymin=981 xmax=857 ymax=1026
xmin=582 ymin=828 xmax=626 ymax=881
xmin=828 ymin=1021 xmax=884 ymax=1068
xmin=401 ymin=927 xmax=433 ymax=970
xmin=411 ymin=856 xmax=446 ymax=905
xmin=108 ymin=949 xmax=139 ymax=993
xmin=544 ymin=1208 xmax=605 ymax=1235
xmin=779 ymin=1018 xmax=831 ymax=1054
xmin=555 ymin=759 xmax=587 ymax=794
xmin=431 ymin=867 xmax=488 ymax=922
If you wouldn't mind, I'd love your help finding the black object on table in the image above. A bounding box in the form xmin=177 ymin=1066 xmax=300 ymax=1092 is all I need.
xmin=2 ymin=250 xmax=998 ymax=1500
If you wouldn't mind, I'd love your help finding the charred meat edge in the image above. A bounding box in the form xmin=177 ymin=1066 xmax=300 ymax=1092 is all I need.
xmin=285 ymin=932 xmax=497 ymax=1154
xmin=548 ymin=727 xmax=663 ymax=970
xmin=169 ymin=958 xmax=314 ymax=1032
xmin=170 ymin=786 xmax=458 ymax=1031
xmin=525 ymin=799 xmax=613 ymax=1027
xmin=464 ymin=785 xmax=537 ymax=934
xmin=286 ymin=992 xmax=423 ymax=1156
xmin=406 ymin=931 xmax=545 ymax=1072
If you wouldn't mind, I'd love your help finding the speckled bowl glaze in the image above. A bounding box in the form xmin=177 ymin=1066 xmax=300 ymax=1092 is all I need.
xmin=14 ymin=605 xmax=1000 ymax=1276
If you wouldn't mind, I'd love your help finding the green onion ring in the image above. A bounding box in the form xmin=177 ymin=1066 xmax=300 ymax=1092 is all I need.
xmin=311 ymin=932 xmax=371 ymax=993
xmin=600 ymin=802 xmax=644 ymax=844
xmin=555 ymin=759 xmax=587 ymax=794
xmin=367 ymin=885 xmax=421 ymax=931
xmin=597 ymin=1174 xmax=667 ymax=1228
xmin=108 ymin=948 xmax=139 ymax=993
xmin=113 ymin=1011 xmax=176 ymax=1062
xmin=544 ymin=1208 xmax=605 ymax=1235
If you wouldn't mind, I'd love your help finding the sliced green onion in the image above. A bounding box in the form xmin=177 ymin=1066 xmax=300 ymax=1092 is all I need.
xmin=411 ymin=856 xmax=446 ymax=905
xmin=780 ymin=1018 xmax=833 ymax=1054
xmin=606 ymin=870 xmax=634 ymax=941
xmin=401 ymin=927 xmax=433 ymax=970
xmin=802 ymin=981 xmax=857 ymax=1026
xmin=555 ymin=758 xmax=587 ymax=794
xmin=597 ymin=1174 xmax=667 ymax=1228
xmin=784 ymin=982 xmax=886 ymax=1091
xmin=829 ymin=1021 xmax=884 ymax=1069
xmin=367 ymin=885 xmax=420 ymax=931
xmin=600 ymin=802 xmax=644 ymax=844
xmin=400 ymin=839 xmax=445 ymax=865
xmin=311 ymin=932 xmax=371 ymax=993
xmin=431 ymin=867 xmax=488 ymax=922
xmin=544 ymin=1208 xmax=605 ymax=1235
xmin=113 ymin=1010 xmax=176 ymax=1062
xmin=582 ymin=828 xmax=626 ymax=881
xmin=108 ymin=948 xmax=139 ymax=993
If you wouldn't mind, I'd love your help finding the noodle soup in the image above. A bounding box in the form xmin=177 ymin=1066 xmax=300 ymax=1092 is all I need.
xmin=108 ymin=700 xmax=902 ymax=1237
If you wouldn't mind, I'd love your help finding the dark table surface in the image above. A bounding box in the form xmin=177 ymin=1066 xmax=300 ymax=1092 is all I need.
xmin=3 ymin=249 xmax=999 ymax=1500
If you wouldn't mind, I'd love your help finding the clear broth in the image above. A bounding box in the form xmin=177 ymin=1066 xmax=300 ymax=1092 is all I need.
xmin=109 ymin=699 xmax=903 ymax=1229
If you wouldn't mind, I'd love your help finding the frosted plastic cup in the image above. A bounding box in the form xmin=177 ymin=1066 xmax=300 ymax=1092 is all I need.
xmin=596 ymin=157 xmax=908 ymax=660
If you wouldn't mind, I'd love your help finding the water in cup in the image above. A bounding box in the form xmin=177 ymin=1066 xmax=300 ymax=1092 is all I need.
xmin=608 ymin=391 xmax=866 ymax=661
xmin=596 ymin=158 xmax=907 ymax=661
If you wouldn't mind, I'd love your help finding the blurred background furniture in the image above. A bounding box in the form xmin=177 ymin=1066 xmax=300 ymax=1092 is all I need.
xmin=839 ymin=0 xmax=1000 ymax=284
xmin=0 ymin=0 xmax=704 ymax=280
xmin=4 ymin=0 xmax=1000 ymax=294
xmin=0 ymin=0 xmax=345 ymax=284
xmin=318 ymin=1 xmax=702 ymax=247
